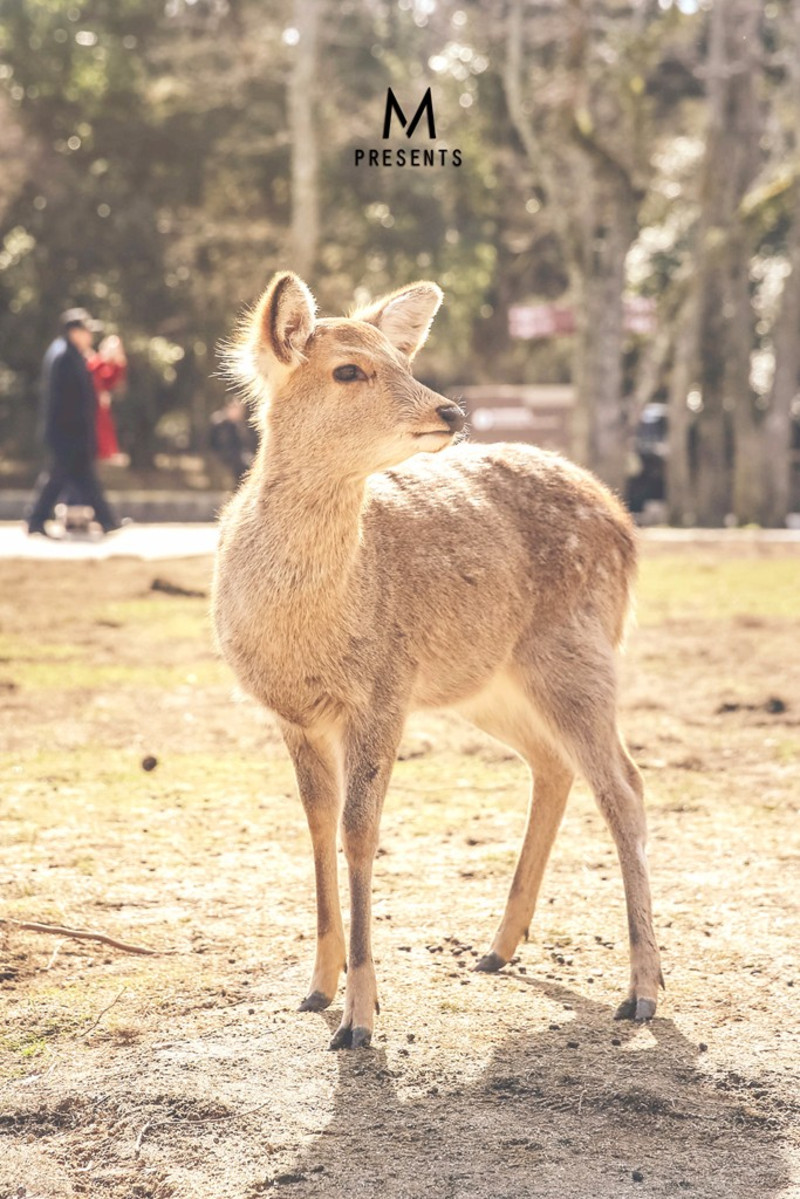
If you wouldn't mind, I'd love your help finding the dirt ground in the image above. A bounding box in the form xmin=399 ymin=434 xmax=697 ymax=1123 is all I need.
xmin=1 ymin=542 xmax=798 ymax=1199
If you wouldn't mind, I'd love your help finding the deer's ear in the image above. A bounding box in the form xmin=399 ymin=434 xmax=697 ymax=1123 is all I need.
xmin=352 ymin=282 xmax=443 ymax=359
xmin=255 ymin=272 xmax=316 ymax=369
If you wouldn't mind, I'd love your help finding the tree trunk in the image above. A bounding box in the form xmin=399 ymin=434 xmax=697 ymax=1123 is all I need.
xmin=727 ymin=7 xmax=765 ymax=524
xmin=573 ymin=195 xmax=636 ymax=492
xmin=692 ymin=0 xmax=762 ymax=526
xmin=501 ymin=0 xmax=642 ymax=493
xmin=666 ymin=288 xmax=699 ymax=525
xmin=729 ymin=225 xmax=763 ymax=524
xmin=288 ymin=0 xmax=319 ymax=279
xmin=763 ymin=188 xmax=800 ymax=525
xmin=762 ymin=0 xmax=800 ymax=526
xmin=693 ymin=239 xmax=731 ymax=526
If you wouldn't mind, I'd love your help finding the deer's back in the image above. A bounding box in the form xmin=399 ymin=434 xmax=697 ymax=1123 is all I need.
xmin=364 ymin=443 xmax=636 ymax=708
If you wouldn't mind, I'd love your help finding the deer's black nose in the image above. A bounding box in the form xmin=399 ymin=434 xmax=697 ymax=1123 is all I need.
xmin=436 ymin=404 xmax=466 ymax=432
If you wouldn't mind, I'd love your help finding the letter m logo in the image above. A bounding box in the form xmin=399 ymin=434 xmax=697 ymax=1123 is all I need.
xmin=382 ymin=87 xmax=436 ymax=139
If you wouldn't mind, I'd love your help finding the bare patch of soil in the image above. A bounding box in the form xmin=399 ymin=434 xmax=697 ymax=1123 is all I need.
xmin=1 ymin=545 xmax=798 ymax=1198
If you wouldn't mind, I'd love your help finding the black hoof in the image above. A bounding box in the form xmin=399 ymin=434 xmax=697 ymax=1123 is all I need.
xmin=329 ymin=1023 xmax=373 ymax=1050
xmin=298 ymin=990 xmax=332 ymax=1013
xmin=475 ymin=951 xmax=507 ymax=974
xmin=329 ymin=1025 xmax=353 ymax=1051
xmin=614 ymin=996 xmax=657 ymax=1022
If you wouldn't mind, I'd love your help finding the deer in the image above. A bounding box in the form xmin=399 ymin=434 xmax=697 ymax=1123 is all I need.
xmin=212 ymin=272 xmax=663 ymax=1050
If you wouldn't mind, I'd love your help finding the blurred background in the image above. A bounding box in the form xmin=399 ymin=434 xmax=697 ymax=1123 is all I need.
xmin=1 ymin=0 xmax=799 ymax=526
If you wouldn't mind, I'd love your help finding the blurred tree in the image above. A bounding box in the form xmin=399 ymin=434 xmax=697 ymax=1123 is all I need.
xmin=310 ymin=0 xmax=506 ymax=378
xmin=662 ymin=0 xmax=800 ymax=526
xmin=288 ymin=0 xmax=319 ymax=277
xmin=0 ymin=0 xmax=798 ymax=524
xmin=501 ymin=0 xmax=666 ymax=494
xmin=692 ymin=0 xmax=762 ymax=527
xmin=762 ymin=182 xmax=800 ymax=527
xmin=758 ymin=0 xmax=800 ymax=527
xmin=0 ymin=0 xmax=291 ymax=468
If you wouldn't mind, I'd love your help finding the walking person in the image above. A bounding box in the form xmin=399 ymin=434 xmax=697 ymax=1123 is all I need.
xmin=26 ymin=309 xmax=121 ymax=537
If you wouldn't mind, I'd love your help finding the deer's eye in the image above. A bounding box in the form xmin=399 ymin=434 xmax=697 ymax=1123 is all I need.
xmin=333 ymin=364 xmax=367 ymax=383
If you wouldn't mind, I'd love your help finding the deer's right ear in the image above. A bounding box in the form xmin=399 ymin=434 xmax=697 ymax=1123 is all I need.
xmin=254 ymin=272 xmax=316 ymax=372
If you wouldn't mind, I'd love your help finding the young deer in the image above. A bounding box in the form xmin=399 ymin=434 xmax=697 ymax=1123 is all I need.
xmin=212 ymin=272 xmax=663 ymax=1050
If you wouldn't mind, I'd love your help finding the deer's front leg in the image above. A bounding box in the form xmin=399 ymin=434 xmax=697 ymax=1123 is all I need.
xmin=282 ymin=723 xmax=346 ymax=1013
xmin=329 ymin=719 xmax=402 ymax=1050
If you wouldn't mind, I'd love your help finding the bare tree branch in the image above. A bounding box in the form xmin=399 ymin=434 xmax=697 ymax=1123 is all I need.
xmin=1 ymin=918 xmax=165 ymax=956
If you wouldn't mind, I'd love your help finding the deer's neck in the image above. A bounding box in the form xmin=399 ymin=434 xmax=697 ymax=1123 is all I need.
xmin=251 ymin=441 xmax=366 ymax=600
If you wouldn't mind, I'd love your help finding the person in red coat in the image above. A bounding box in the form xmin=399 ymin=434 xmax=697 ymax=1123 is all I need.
xmin=87 ymin=334 xmax=127 ymax=460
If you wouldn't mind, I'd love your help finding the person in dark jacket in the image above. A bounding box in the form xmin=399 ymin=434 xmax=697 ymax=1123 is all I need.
xmin=209 ymin=399 xmax=256 ymax=486
xmin=26 ymin=308 xmax=120 ymax=536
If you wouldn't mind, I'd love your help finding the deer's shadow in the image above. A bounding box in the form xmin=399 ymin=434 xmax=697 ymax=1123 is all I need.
xmin=275 ymin=976 xmax=789 ymax=1198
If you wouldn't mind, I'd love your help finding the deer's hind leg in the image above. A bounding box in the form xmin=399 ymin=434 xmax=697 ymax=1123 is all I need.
xmin=457 ymin=673 xmax=574 ymax=973
xmin=281 ymin=723 xmax=347 ymax=1014
xmin=522 ymin=632 xmax=663 ymax=1021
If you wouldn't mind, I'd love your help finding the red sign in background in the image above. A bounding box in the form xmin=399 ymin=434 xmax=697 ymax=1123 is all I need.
xmin=509 ymin=297 xmax=656 ymax=339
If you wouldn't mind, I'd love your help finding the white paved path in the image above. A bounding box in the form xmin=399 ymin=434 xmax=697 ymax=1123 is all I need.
xmin=1 ymin=521 xmax=799 ymax=562
xmin=0 ymin=522 xmax=219 ymax=561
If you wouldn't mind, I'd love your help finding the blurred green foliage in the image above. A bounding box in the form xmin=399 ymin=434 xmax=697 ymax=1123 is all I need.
xmin=0 ymin=0 xmax=536 ymax=466
xmin=0 ymin=0 xmax=798 ymax=508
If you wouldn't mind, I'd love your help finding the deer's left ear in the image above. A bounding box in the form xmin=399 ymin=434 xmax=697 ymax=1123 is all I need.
xmin=352 ymin=282 xmax=443 ymax=359
xmin=255 ymin=272 xmax=317 ymax=369
xmin=226 ymin=272 xmax=317 ymax=404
